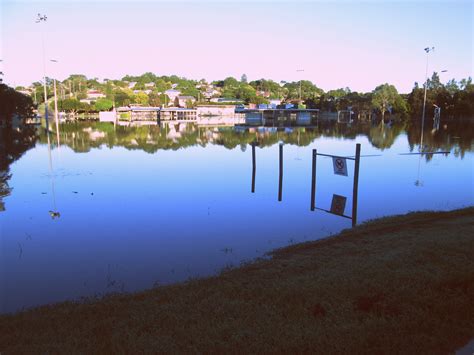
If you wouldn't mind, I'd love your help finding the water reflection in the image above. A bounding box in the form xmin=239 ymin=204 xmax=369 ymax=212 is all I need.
xmin=46 ymin=131 xmax=60 ymax=219
xmin=34 ymin=120 xmax=474 ymax=160
xmin=0 ymin=125 xmax=37 ymax=211
xmin=1 ymin=118 xmax=473 ymax=314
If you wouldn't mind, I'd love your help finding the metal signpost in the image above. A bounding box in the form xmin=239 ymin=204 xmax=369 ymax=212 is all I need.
xmin=310 ymin=143 xmax=361 ymax=227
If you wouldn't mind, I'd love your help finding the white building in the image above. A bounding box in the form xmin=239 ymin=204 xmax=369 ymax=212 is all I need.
xmin=165 ymin=89 xmax=181 ymax=105
xmin=86 ymin=90 xmax=106 ymax=99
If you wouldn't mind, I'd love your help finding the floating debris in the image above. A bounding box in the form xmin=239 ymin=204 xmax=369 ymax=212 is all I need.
xmin=49 ymin=211 xmax=61 ymax=219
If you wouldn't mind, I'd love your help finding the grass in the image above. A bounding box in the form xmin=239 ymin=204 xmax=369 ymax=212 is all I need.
xmin=1 ymin=207 xmax=473 ymax=353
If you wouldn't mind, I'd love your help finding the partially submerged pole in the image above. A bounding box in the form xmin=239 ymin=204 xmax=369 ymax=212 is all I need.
xmin=310 ymin=149 xmax=317 ymax=211
xmin=352 ymin=143 xmax=361 ymax=227
xmin=278 ymin=143 xmax=283 ymax=201
xmin=251 ymin=142 xmax=256 ymax=193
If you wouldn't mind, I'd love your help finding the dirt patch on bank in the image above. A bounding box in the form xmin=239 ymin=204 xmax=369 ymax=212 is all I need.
xmin=1 ymin=208 xmax=473 ymax=353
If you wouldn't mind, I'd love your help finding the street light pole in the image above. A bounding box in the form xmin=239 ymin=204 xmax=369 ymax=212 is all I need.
xmin=420 ymin=46 xmax=434 ymax=152
xmin=36 ymin=13 xmax=49 ymax=130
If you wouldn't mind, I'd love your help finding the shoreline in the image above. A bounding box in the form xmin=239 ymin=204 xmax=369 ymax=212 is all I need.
xmin=1 ymin=207 xmax=473 ymax=352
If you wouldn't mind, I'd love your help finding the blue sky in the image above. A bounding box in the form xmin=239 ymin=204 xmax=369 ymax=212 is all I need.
xmin=1 ymin=0 xmax=472 ymax=92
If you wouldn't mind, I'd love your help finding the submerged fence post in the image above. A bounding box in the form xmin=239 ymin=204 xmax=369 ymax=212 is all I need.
xmin=311 ymin=149 xmax=317 ymax=211
xmin=251 ymin=142 xmax=256 ymax=193
xmin=352 ymin=143 xmax=361 ymax=227
xmin=278 ymin=143 xmax=283 ymax=202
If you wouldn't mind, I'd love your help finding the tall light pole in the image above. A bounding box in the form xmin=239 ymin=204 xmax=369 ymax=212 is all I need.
xmin=420 ymin=46 xmax=434 ymax=152
xmin=296 ymin=69 xmax=304 ymax=103
xmin=50 ymin=59 xmax=60 ymax=148
xmin=36 ymin=13 xmax=49 ymax=130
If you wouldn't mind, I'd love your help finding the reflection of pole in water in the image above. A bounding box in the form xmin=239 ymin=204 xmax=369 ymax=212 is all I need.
xmin=53 ymin=76 xmax=61 ymax=151
xmin=415 ymin=155 xmax=423 ymax=187
xmin=251 ymin=142 xmax=256 ymax=193
xmin=295 ymin=129 xmax=302 ymax=160
xmin=46 ymin=132 xmax=60 ymax=219
xmin=278 ymin=143 xmax=283 ymax=201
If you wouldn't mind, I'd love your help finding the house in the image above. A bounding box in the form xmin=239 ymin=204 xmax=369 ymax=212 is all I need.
xmin=256 ymin=90 xmax=271 ymax=98
xmin=133 ymin=89 xmax=152 ymax=95
xmin=203 ymin=88 xmax=220 ymax=99
xmin=269 ymin=99 xmax=281 ymax=108
xmin=210 ymin=98 xmax=244 ymax=104
xmin=144 ymin=82 xmax=155 ymax=88
xmin=165 ymin=89 xmax=181 ymax=105
xmin=86 ymin=90 xmax=106 ymax=99
xmin=18 ymin=89 xmax=32 ymax=96
xmin=176 ymin=95 xmax=196 ymax=108
xmin=127 ymin=81 xmax=137 ymax=89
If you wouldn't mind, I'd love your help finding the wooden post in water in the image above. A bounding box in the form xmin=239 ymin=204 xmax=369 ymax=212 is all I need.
xmin=278 ymin=143 xmax=283 ymax=201
xmin=310 ymin=149 xmax=317 ymax=211
xmin=251 ymin=142 xmax=256 ymax=193
xmin=352 ymin=143 xmax=361 ymax=227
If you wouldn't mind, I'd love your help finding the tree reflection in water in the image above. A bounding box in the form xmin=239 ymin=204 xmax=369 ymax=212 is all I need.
xmin=35 ymin=119 xmax=474 ymax=159
xmin=0 ymin=125 xmax=38 ymax=211
xmin=3 ymin=118 xmax=473 ymax=211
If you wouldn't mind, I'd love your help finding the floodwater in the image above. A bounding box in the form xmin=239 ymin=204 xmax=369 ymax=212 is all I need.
xmin=1 ymin=119 xmax=473 ymax=313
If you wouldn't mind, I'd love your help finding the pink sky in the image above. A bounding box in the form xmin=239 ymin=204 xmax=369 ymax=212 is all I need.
xmin=1 ymin=1 xmax=472 ymax=93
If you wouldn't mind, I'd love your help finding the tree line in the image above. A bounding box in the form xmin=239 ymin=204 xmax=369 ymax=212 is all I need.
xmin=14 ymin=72 xmax=474 ymax=120
xmin=0 ymin=84 xmax=35 ymax=127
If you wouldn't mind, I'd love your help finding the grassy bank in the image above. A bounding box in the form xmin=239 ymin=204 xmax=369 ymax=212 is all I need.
xmin=1 ymin=208 xmax=473 ymax=353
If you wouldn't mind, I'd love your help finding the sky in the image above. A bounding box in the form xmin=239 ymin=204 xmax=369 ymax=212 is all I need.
xmin=1 ymin=0 xmax=473 ymax=93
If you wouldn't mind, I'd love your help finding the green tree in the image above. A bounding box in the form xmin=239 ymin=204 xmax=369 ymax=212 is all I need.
xmin=185 ymin=99 xmax=194 ymax=108
xmin=114 ymin=90 xmax=132 ymax=106
xmin=148 ymin=92 xmax=162 ymax=107
xmin=76 ymin=92 xmax=87 ymax=100
xmin=94 ymin=98 xmax=114 ymax=111
xmin=0 ymin=84 xmax=35 ymax=127
xmin=58 ymin=98 xmax=81 ymax=113
xmin=372 ymin=84 xmax=402 ymax=122
xmin=132 ymin=92 xmax=149 ymax=106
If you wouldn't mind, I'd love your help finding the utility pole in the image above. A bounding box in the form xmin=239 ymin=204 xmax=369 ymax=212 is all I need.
xmin=36 ymin=13 xmax=49 ymax=130
xmin=420 ymin=47 xmax=434 ymax=152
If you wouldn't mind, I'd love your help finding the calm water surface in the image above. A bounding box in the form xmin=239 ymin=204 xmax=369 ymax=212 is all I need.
xmin=1 ymin=120 xmax=473 ymax=313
